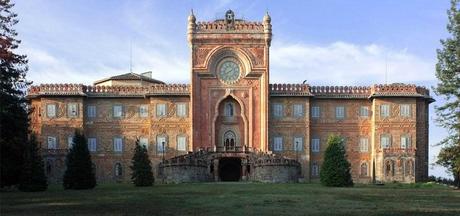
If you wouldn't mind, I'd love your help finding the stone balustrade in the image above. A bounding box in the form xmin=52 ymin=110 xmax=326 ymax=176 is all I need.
xmin=196 ymin=21 xmax=264 ymax=32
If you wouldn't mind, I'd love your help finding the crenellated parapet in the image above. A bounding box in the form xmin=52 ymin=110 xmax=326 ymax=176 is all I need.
xmin=195 ymin=20 xmax=264 ymax=33
xmin=310 ymin=86 xmax=371 ymax=99
xmin=268 ymin=83 xmax=432 ymax=100
xmin=370 ymin=84 xmax=432 ymax=99
xmin=269 ymin=84 xmax=312 ymax=97
xmin=27 ymin=83 xmax=191 ymax=98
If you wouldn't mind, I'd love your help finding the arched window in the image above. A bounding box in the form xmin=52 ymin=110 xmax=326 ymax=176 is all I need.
xmin=224 ymin=130 xmax=236 ymax=150
xmin=225 ymin=102 xmax=234 ymax=117
xmin=385 ymin=160 xmax=394 ymax=177
xmin=115 ymin=163 xmax=123 ymax=177
xmin=361 ymin=163 xmax=368 ymax=177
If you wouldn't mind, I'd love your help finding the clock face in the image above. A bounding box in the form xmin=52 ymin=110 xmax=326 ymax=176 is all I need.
xmin=218 ymin=61 xmax=240 ymax=83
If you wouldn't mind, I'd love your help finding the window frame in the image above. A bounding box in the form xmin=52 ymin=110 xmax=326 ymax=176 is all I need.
xmin=273 ymin=136 xmax=283 ymax=151
xmin=88 ymin=137 xmax=97 ymax=152
xmin=47 ymin=136 xmax=57 ymax=149
xmin=176 ymin=103 xmax=187 ymax=117
xmin=177 ymin=135 xmax=187 ymax=151
xmin=311 ymin=106 xmax=320 ymax=118
xmin=156 ymin=135 xmax=167 ymax=153
xmin=113 ymin=137 xmax=123 ymax=152
xmin=380 ymin=134 xmax=391 ymax=149
xmin=359 ymin=106 xmax=369 ymax=118
xmin=113 ymin=105 xmax=123 ymax=118
xmin=156 ymin=103 xmax=167 ymax=117
xmin=335 ymin=106 xmax=345 ymax=119
xmin=67 ymin=103 xmax=78 ymax=118
xmin=87 ymin=105 xmax=97 ymax=118
xmin=46 ymin=104 xmax=57 ymax=118
xmin=139 ymin=105 xmax=149 ymax=118
xmin=380 ymin=104 xmax=390 ymax=118
xmin=400 ymin=104 xmax=411 ymax=117
xmin=359 ymin=137 xmax=369 ymax=152
xmin=311 ymin=138 xmax=320 ymax=153
xmin=293 ymin=136 xmax=303 ymax=151
xmin=293 ymin=104 xmax=304 ymax=118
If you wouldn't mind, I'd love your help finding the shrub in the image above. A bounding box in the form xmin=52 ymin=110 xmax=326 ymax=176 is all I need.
xmin=63 ymin=130 xmax=96 ymax=189
xmin=130 ymin=139 xmax=154 ymax=186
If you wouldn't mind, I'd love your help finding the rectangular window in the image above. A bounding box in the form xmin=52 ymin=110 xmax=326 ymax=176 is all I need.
xmin=380 ymin=104 xmax=390 ymax=118
xmin=88 ymin=138 xmax=97 ymax=152
xmin=273 ymin=104 xmax=284 ymax=117
xmin=177 ymin=136 xmax=187 ymax=151
xmin=113 ymin=137 xmax=123 ymax=152
xmin=273 ymin=137 xmax=283 ymax=151
xmin=359 ymin=106 xmax=369 ymax=118
xmin=311 ymin=106 xmax=320 ymax=118
xmin=87 ymin=105 xmax=96 ymax=118
xmin=400 ymin=135 xmax=411 ymax=149
xmin=113 ymin=105 xmax=123 ymax=118
xmin=139 ymin=105 xmax=149 ymax=118
xmin=67 ymin=103 xmax=78 ymax=117
xmin=312 ymin=163 xmax=319 ymax=176
xmin=293 ymin=137 xmax=303 ymax=151
xmin=157 ymin=136 xmax=167 ymax=153
xmin=139 ymin=137 xmax=149 ymax=149
xmin=156 ymin=104 xmax=167 ymax=117
xmin=400 ymin=104 xmax=411 ymax=117
xmin=67 ymin=136 xmax=74 ymax=149
xmin=47 ymin=136 xmax=57 ymax=149
xmin=176 ymin=103 xmax=187 ymax=117
xmin=293 ymin=104 xmax=304 ymax=117
xmin=381 ymin=135 xmax=391 ymax=149
xmin=47 ymin=104 xmax=56 ymax=118
xmin=335 ymin=106 xmax=345 ymax=119
xmin=311 ymin=138 xmax=320 ymax=152
xmin=359 ymin=137 xmax=369 ymax=152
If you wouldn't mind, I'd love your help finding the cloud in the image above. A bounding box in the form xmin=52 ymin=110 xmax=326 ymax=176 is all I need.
xmin=270 ymin=41 xmax=435 ymax=86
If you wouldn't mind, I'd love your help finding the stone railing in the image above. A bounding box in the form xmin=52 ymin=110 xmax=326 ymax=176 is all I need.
xmin=28 ymin=83 xmax=191 ymax=97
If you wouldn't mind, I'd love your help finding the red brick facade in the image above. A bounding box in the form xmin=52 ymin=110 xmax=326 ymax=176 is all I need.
xmin=27 ymin=11 xmax=433 ymax=183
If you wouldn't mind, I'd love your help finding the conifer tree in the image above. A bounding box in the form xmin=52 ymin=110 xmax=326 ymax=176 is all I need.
xmin=434 ymin=0 xmax=460 ymax=188
xmin=63 ymin=130 xmax=96 ymax=189
xmin=130 ymin=139 xmax=154 ymax=186
xmin=320 ymin=135 xmax=353 ymax=187
xmin=19 ymin=134 xmax=47 ymax=192
xmin=0 ymin=0 xmax=31 ymax=187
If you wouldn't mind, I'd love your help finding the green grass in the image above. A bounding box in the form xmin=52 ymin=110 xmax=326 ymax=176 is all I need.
xmin=1 ymin=182 xmax=459 ymax=216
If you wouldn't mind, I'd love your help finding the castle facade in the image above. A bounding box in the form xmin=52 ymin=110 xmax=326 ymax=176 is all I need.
xmin=28 ymin=10 xmax=433 ymax=183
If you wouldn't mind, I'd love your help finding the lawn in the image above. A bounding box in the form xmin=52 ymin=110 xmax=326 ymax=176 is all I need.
xmin=1 ymin=182 xmax=459 ymax=216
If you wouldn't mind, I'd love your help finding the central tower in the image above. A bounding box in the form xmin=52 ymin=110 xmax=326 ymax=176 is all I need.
xmin=188 ymin=10 xmax=272 ymax=152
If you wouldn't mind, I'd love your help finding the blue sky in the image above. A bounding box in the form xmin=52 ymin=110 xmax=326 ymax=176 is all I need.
xmin=14 ymin=0 xmax=453 ymax=178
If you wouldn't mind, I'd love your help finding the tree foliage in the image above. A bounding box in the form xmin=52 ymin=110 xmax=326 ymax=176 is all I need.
xmin=434 ymin=0 xmax=460 ymax=188
xmin=130 ymin=139 xmax=154 ymax=187
xmin=18 ymin=134 xmax=47 ymax=192
xmin=63 ymin=130 xmax=96 ymax=190
xmin=320 ymin=135 xmax=353 ymax=187
xmin=0 ymin=0 xmax=31 ymax=187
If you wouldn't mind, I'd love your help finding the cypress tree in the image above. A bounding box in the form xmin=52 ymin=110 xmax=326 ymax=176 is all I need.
xmin=63 ymin=130 xmax=96 ymax=189
xmin=0 ymin=0 xmax=31 ymax=187
xmin=320 ymin=135 xmax=353 ymax=187
xmin=130 ymin=139 xmax=154 ymax=186
xmin=18 ymin=134 xmax=47 ymax=192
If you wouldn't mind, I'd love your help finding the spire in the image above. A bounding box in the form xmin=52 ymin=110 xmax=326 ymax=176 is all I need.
xmin=263 ymin=11 xmax=271 ymax=23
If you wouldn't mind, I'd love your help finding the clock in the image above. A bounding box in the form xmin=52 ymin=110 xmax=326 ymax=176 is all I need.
xmin=218 ymin=60 xmax=240 ymax=84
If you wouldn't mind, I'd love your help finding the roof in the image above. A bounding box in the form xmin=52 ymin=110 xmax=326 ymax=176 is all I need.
xmin=93 ymin=72 xmax=165 ymax=85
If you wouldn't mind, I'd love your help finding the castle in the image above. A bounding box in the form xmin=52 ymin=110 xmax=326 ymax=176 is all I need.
xmin=28 ymin=10 xmax=433 ymax=183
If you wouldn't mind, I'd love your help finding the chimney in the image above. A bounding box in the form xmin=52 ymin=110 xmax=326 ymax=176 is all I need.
xmin=141 ymin=71 xmax=152 ymax=78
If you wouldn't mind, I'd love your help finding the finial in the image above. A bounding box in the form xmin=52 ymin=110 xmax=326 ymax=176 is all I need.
xmin=263 ymin=11 xmax=271 ymax=23
xmin=188 ymin=9 xmax=196 ymax=23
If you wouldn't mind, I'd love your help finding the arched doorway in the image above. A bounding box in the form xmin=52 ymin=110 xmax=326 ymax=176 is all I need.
xmin=219 ymin=158 xmax=241 ymax=181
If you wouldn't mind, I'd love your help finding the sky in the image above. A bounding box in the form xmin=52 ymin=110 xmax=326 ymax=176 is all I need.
xmin=13 ymin=0 xmax=454 ymax=178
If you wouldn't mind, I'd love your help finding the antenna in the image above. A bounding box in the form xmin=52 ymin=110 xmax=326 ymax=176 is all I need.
xmin=129 ymin=40 xmax=133 ymax=73
xmin=385 ymin=53 xmax=388 ymax=84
